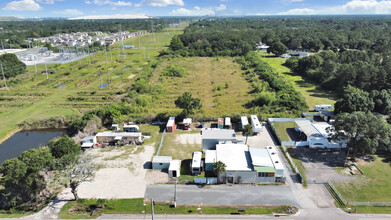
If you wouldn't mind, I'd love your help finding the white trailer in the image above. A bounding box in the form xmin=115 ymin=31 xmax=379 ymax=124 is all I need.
xmin=241 ymin=116 xmax=249 ymax=130
xmin=224 ymin=117 xmax=231 ymax=129
xmin=250 ymin=115 xmax=262 ymax=133
xmin=191 ymin=151 xmax=202 ymax=175
xmin=314 ymin=104 xmax=333 ymax=111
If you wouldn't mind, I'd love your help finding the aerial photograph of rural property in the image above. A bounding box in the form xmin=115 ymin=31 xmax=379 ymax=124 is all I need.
xmin=1 ymin=0 xmax=391 ymax=220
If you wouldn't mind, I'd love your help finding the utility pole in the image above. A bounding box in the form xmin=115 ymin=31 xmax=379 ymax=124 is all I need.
xmin=104 ymin=44 xmax=110 ymax=89
xmin=109 ymin=45 xmax=112 ymax=62
xmin=151 ymin=198 xmax=154 ymax=220
xmin=1 ymin=63 xmax=7 ymax=90
xmin=45 ymin=63 xmax=48 ymax=80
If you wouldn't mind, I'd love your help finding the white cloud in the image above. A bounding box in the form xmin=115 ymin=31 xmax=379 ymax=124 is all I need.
xmin=216 ymin=4 xmax=226 ymax=11
xmin=85 ymin=0 xmax=132 ymax=6
xmin=171 ymin=6 xmax=215 ymax=16
xmin=54 ymin=9 xmax=83 ymax=15
xmin=134 ymin=3 xmax=142 ymax=7
xmin=142 ymin=0 xmax=184 ymax=7
xmin=36 ymin=0 xmax=63 ymax=4
xmin=2 ymin=0 xmax=42 ymax=11
xmin=277 ymin=0 xmax=391 ymax=15
xmin=283 ymin=0 xmax=304 ymax=2
xmin=277 ymin=8 xmax=315 ymax=15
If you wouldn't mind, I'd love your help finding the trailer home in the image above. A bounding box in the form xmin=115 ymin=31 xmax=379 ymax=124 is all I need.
xmin=250 ymin=115 xmax=262 ymax=133
xmin=314 ymin=104 xmax=333 ymax=111
xmin=241 ymin=116 xmax=249 ymax=130
xmin=191 ymin=151 xmax=202 ymax=175
xmin=224 ymin=117 xmax=231 ymax=129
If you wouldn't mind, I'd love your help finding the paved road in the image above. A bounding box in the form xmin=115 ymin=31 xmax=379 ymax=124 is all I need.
xmin=145 ymin=184 xmax=300 ymax=207
xmin=99 ymin=213 xmax=391 ymax=220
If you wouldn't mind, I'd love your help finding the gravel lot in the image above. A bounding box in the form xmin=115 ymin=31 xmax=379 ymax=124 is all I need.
xmin=77 ymin=143 xmax=162 ymax=199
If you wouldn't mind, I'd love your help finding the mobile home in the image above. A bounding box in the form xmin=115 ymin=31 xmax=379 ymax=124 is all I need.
xmin=241 ymin=116 xmax=249 ymax=130
xmin=123 ymin=124 xmax=139 ymax=132
xmin=191 ymin=151 xmax=202 ymax=175
xmin=224 ymin=117 xmax=231 ymax=129
xmin=250 ymin=115 xmax=262 ymax=133
xmin=314 ymin=104 xmax=333 ymax=111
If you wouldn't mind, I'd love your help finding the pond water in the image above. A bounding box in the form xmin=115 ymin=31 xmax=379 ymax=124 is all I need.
xmin=0 ymin=129 xmax=64 ymax=164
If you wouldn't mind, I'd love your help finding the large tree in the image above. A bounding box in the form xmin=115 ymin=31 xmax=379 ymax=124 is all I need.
xmin=213 ymin=161 xmax=227 ymax=184
xmin=174 ymin=92 xmax=202 ymax=116
xmin=267 ymin=41 xmax=288 ymax=56
xmin=334 ymin=86 xmax=374 ymax=113
xmin=329 ymin=111 xmax=391 ymax=154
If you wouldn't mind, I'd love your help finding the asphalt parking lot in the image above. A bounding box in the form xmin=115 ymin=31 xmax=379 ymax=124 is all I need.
xmin=145 ymin=184 xmax=300 ymax=207
xmin=294 ymin=147 xmax=354 ymax=182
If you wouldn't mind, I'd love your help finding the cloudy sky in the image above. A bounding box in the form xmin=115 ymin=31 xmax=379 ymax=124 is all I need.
xmin=2 ymin=0 xmax=391 ymax=18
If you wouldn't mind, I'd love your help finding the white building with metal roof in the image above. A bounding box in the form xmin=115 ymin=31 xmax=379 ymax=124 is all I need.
xmin=201 ymin=129 xmax=236 ymax=150
xmin=205 ymin=150 xmax=217 ymax=172
xmin=215 ymin=144 xmax=277 ymax=184
xmin=250 ymin=115 xmax=262 ymax=133
xmin=169 ymin=160 xmax=181 ymax=178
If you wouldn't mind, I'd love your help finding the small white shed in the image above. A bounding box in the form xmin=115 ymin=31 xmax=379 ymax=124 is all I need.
xmin=152 ymin=156 xmax=172 ymax=169
xmin=314 ymin=104 xmax=333 ymax=111
xmin=168 ymin=160 xmax=181 ymax=178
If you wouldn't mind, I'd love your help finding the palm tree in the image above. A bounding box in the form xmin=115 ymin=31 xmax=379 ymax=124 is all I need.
xmin=213 ymin=161 xmax=227 ymax=184
xmin=242 ymin=124 xmax=254 ymax=145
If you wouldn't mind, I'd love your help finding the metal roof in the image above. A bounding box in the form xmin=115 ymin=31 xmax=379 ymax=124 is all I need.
xmin=169 ymin=160 xmax=181 ymax=171
xmin=205 ymin=150 xmax=217 ymax=164
xmin=192 ymin=151 xmax=202 ymax=168
xmin=254 ymin=166 xmax=275 ymax=173
xmin=183 ymin=118 xmax=192 ymax=124
xmin=82 ymin=136 xmax=95 ymax=141
xmin=152 ymin=156 xmax=172 ymax=163
xmin=96 ymin=132 xmax=142 ymax=137
xmin=295 ymin=120 xmax=321 ymax=138
xmin=216 ymin=144 xmax=252 ymax=171
xmin=266 ymin=146 xmax=285 ymax=171
xmin=249 ymin=148 xmax=274 ymax=168
xmin=202 ymin=129 xmax=236 ymax=140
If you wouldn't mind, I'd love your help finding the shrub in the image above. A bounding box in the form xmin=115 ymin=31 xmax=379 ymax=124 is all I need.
xmin=162 ymin=65 xmax=186 ymax=77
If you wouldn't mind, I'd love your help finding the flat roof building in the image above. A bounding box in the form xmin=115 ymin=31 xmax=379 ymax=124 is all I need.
xmin=202 ymin=129 xmax=236 ymax=150
xmin=152 ymin=156 xmax=172 ymax=170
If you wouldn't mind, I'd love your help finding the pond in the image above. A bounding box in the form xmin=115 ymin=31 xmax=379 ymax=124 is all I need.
xmin=0 ymin=129 xmax=65 ymax=164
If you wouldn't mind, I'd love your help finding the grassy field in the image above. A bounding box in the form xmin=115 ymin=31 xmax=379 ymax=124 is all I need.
xmin=334 ymin=155 xmax=391 ymax=202
xmin=0 ymin=29 xmax=177 ymax=143
xmin=160 ymin=130 xmax=201 ymax=160
xmin=0 ymin=212 xmax=30 ymax=218
xmin=59 ymin=198 xmax=292 ymax=219
xmin=272 ymin=122 xmax=298 ymax=142
xmin=150 ymin=56 xmax=252 ymax=117
xmin=258 ymin=51 xmax=337 ymax=110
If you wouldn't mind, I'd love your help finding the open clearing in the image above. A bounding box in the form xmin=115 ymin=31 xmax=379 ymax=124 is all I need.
xmin=160 ymin=132 xmax=202 ymax=160
xmin=150 ymin=57 xmax=253 ymax=117
xmin=258 ymin=51 xmax=337 ymax=110
xmin=334 ymin=155 xmax=391 ymax=202
xmin=272 ymin=121 xmax=298 ymax=142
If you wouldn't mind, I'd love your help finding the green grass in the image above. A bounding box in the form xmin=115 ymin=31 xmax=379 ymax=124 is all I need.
xmin=272 ymin=122 xmax=297 ymax=142
xmin=258 ymin=51 xmax=337 ymax=110
xmin=160 ymin=131 xmax=201 ymax=160
xmin=334 ymin=155 xmax=391 ymax=202
xmin=150 ymin=57 xmax=253 ymax=117
xmin=0 ymin=212 xmax=30 ymax=218
xmin=345 ymin=206 xmax=391 ymax=214
xmin=286 ymin=147 xmax=308 ymax=187
xmin=59 ymin=198 xmax=293 ymax=219
xmin=0 ymin=29 xmax=180 ymax=143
